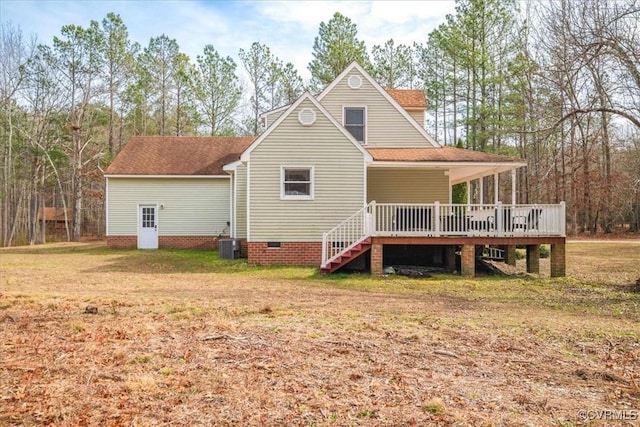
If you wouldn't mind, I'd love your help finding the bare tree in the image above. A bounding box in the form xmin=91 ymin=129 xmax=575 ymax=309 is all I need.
xmin=532 ymin=0 xmax=640 ymax=233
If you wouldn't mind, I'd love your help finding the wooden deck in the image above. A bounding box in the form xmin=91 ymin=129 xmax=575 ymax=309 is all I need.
xmin=321 ymin=202 xmax=567 ymax=275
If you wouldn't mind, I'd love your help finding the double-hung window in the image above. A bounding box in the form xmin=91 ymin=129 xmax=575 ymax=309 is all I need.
xmin=281 ymin=166 xmax=314 ymax=200
xmin=344 ymin=107 xmax=366 ymax=144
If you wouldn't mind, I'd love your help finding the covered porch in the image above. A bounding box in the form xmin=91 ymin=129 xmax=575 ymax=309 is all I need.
xmin=321 ymin=148 xmax=566 ymax=277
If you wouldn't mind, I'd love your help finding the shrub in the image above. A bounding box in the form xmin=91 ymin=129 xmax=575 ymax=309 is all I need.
xmin=517 ymin=245 xmax=550 ymax=259
xmin=540 ymin=245 xmax=550 ymax=258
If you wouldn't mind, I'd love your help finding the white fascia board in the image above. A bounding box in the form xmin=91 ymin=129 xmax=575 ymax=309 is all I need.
xmin=240 ymin=93 xmax=311 ymax=162
xmin=368 ymin=161 xmax=527 ymax=168
xmin=311 ymin=97 xmax=373 ymax=162
xmin=223 ymin=160 xmax=242 ymax=172
xmin=105 ymin=177 xmax=109 ymax=235
xmin=317 ymin=61 xmax=441 ymax=148
xmin=246 ymin=159 xmax=251 ymax=241
xmin=104 ymin=174 xmax=230 ymax=179
xmin=240 ymin=92 xmax=373 ymax=163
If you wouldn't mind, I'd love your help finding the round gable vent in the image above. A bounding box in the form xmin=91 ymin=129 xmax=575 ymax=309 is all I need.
xmin=348 ymin=74 xmax=362 ymax=89
xmin=298 ymin=108 xmax=316 ymax=126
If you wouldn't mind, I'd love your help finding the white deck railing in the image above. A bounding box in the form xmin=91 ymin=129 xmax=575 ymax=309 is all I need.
xmin=321 ymin=203 xmax=375 ymax=269
xmin=321 ymin=201 xmax=566 ymax=269
xmin=374 ymin=202 xmax=566 ymax=237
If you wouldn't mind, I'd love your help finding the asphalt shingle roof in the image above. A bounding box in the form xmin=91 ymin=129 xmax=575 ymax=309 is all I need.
xmin=367 ymin=147 xmax=524 ymax=163
xmin=386 ymin=89 xmax=427 ymax=109
xmin=105 ymin=136 xmax=256 ymax=175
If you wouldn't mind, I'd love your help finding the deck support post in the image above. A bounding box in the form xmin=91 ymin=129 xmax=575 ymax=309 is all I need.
xmin=550 ymin=242 xmax=566 ymax=277
xmin=371 ymin=243 xmax=383 ymax=276
xmin=526 ymin=245 xmax=540 ymax=274
xmin=504 ymin=245 xmax=517 ymax=266
xmin=461 ymin=245 xmax=476 ymax=277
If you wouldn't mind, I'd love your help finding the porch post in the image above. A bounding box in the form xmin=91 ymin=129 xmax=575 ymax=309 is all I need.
xmin=466 ymin=180 xmax=471 ymax=205
xmin=479 ymin=178 xmax=484 ymax=204
xmin=511 ymin=169 xmax=517 ymax=205
xmin=504 ymin=245 xmax=517 ymax=266
xmin=371 ymin=242 xmax=383 ymax=276
xmin=494 ymin=172 xmax=499 ymax=203
xmin=526 ymin=245 xmax=540 ymax=274
xmin=550 ymin=242 xmax=566 ymax=277
xmin=461 ymin=245 xmax=476 ymax=277
xmin=434 ymin=201 xmax=440 ymax=236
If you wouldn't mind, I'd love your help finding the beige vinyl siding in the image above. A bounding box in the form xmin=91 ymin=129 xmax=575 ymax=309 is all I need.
xmin=235 ymin=165 xmax=247 ymax=238
xmin=321 ymin=69 xmax=432 ymax=148
xmin=406 ymin=110 xmax=425 ymax=128
xmin=367 ymin=169 xmax=449 ymax=203
xmin=107 ymin=178 xmax=230 ymax=236
xmin=248 ymin=99 xmax=365 ymax=242
xmin=264 ymin=109 xmax=286 ymax=128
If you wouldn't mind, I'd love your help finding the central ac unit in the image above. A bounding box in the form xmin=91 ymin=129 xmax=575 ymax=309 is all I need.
xmin=219 ymin=239 xmax=239 ymax=259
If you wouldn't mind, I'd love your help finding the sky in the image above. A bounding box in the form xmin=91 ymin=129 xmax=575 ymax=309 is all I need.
xmin=0 ymin=0 xmax=456 ymax=82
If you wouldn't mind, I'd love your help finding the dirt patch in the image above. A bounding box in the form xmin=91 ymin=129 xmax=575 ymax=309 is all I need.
xmin=1 ymin=242 xmax=639 ymax=425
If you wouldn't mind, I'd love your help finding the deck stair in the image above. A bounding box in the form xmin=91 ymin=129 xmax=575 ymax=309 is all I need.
xmin=320 ymin=237 xmax=371 ymax=273
xmin=321 ymin=202 xmax=375 ymax=274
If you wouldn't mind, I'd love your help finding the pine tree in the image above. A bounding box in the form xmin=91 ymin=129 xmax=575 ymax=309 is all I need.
xmin=192 ymin=44 xmax=241 ymax=136
xmin=308 ymin=12 xmax=370 ymax=91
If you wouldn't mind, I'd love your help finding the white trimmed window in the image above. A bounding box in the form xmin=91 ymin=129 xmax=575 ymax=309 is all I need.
xmin=281 ymin=166 xmax=314 ymax=200
xmin=344 ymin=106 xmax=366 ymax=144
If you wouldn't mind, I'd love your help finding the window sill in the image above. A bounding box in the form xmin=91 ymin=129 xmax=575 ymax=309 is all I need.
xmin=281 ymin=195 xmax=314 ymax=201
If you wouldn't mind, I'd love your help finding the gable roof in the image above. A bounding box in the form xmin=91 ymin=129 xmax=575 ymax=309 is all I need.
xmin=105 ymin=136 xmax=255 ymax=176
xmin=317 ymin=62 xmax=440 ymax=148
xmin=386 ymin=90 xmax=427 ymax=110
xmin=240 ymin=92 xmax=372 ymax=163
xmin=367 ymin=147 xmax=526 ymax=164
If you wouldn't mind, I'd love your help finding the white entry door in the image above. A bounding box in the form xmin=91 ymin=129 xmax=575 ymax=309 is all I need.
xmin=138 ymin=205 xmax=158 ymax=249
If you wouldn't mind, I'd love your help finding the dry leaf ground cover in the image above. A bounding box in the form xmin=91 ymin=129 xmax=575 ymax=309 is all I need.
xmin=1 ymin=241 xmax=639 ymax=426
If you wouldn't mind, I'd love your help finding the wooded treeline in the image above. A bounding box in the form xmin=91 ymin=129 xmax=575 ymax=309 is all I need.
xmin=1 ymin=0 xmax=639 ymax=246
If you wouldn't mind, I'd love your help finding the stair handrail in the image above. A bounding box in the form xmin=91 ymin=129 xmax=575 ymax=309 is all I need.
xmin=321 ymin=201 xmax=375 ymax=269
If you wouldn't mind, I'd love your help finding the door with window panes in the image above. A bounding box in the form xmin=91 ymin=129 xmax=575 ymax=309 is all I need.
xmin=138 ymin=205 xmax=158 ymax=249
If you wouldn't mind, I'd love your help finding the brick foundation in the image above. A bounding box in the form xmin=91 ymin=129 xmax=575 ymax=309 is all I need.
xmin=526 ymin=245 xmax=540 ymax=274
xmin=107 ymin=235 xmax=219 ymax=250
xmin=370 ymin=243 xmax=383 ymax=276
xmin=159 ymin=236 xmax=218 ymax=250
xmin=504 ymin=245 xmax=517 ymax=266
xmin=550 ymin=242 xmax=566 ymax=277
xmin=461 ymin=244 xmax=476 ymax=277
xmin=247 ymin=242 xmax=322 ymax=266
xmin=237 ymin=239 xmax=248 ymax=258
xmin=107 ymin=236 xmax=137 ymax=248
